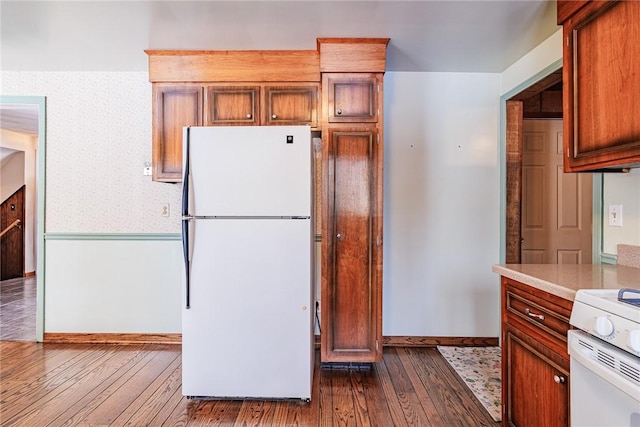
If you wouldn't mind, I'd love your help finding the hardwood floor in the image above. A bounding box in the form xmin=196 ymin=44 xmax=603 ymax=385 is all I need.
xmin=0 ymin=276 xmax=36 ymax=341
xmin=0 ymin=341 xmax=497 ymax=426
xmin=0 ymin=279 xmax=497 ymax=425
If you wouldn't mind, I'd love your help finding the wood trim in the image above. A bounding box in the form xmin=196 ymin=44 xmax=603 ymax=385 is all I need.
xmin=24 ymin=271 xmax=35 ymax=277
xmin=43 ymin=333 xmax=496 ymax=348
xmin=44 ymin=333 xmax=181 ymax=345
xmin=318 ymin=38 xmax=390 ymax=72
xmin=505 ymin=100 xmax=523 ymax=264
xmin=382 ymin=336 xmax=499 ymax=347
xmin=146 ymin=50 xmax=320 ymax=83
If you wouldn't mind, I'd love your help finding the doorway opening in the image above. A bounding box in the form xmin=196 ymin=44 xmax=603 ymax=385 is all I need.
xmin=0 ymin=96 xmax=46 ymax=341
xmin=503 ymin=69 xmax=593 ymax=264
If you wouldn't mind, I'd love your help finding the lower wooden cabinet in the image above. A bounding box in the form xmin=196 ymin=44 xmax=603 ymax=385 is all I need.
xmin=501 ymin=277 xmax=573 ymax=427
xmin=503 ymin=325 xmax=570 ymax=427
xmin=321 ymin=127 xmax=383 ymax=363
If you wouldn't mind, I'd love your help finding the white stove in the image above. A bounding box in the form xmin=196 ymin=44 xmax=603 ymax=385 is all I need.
xmin=570 ymin=288 xmax=640 ymax=355
xmin=568 ymin=288 xmax=640 ymax=427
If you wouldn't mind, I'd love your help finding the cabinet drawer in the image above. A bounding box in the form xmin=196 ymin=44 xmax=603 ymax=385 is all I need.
xmin=502 ymin=277 xmax=573 ymax=357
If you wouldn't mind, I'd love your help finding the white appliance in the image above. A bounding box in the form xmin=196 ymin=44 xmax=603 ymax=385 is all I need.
xmin=181 ymin=126 xmax=314 ymax=401
xmin=568 ymin=288 xmax=640 ymax=426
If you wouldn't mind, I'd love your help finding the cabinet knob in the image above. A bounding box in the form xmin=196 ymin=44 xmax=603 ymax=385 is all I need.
xmin=336 ymin=233 xmax=342 ymax=240
xmin=272 ymin=114 xmax=277 ymax=119
xmin=553 ymin=375 xmax=565 ymax=384
xmin=337 ymin=108 xmax=343 ymax=115
xmin=246 ymin=114 xmax=252 ymax=119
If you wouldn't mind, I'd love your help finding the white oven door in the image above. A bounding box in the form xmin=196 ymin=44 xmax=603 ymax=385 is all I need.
xmin=568 ymin=330 xmax=640 ymax=427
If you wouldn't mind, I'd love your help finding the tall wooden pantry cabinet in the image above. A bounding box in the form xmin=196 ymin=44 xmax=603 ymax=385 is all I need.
xmin=318 ymin=39 xmax=388 ymax=363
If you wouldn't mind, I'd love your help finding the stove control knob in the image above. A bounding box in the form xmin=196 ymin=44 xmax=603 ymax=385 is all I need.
xmin=594 ymin=316 xmax=614 ymax=338
xmin=627 ymin=330 xmax=640 ymax=353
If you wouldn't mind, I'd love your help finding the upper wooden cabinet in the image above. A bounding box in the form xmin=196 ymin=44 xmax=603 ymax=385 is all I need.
xmin=151 ymin=83 xmax=318 ymax=181
xmin=559 ymin=0 xmax=640 ymax=172
xmin=152 ymin=84 xmax=203 ymax=182
xmin=205 ymin=86 xmax=259 ymax=126
xmin=263 ymin=85 xmax=319 ymax=127
xmin=146 ymin=49 xmax=320 ymax=182
xmin=204 ymin=84 xmax=319 ymax=127
xmin=325 ymin=74 xmax=379 ymax=123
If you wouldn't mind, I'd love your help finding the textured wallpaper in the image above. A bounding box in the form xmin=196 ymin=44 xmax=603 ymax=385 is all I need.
xmin=1 ymin=72 xmax=182 ymax=233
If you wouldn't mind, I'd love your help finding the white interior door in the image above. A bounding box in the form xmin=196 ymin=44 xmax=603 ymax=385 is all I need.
xmin=521 ymin=119 xmax=593 ymax=264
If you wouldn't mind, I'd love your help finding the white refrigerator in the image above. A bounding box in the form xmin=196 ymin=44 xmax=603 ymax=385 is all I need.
xmin=181 ymin=126 xmax=314 ymax=400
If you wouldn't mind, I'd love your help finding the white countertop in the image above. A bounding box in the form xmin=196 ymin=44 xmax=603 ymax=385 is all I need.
xmin=492 ymin=264 xmax=640 ymax=301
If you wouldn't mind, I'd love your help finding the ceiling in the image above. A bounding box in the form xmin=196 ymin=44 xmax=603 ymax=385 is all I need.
xmin=0 ymin=0 xmax=559 ymax=73
xmin=0 ymin=0 xmax=560 ymax=140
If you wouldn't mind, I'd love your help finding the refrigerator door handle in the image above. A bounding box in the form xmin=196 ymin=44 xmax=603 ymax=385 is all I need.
xmin=182 ymin=128 xmax=191 ymax=309
xmin=182 ymin=128 xmax=190 ymax=218
xmin=182 ymin=218 xmax=191 ymax=309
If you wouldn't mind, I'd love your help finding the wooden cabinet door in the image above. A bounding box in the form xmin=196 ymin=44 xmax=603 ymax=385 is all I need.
xmin=503 ymin=326 xmax=569 ymax=427
xmin=205 ymin=86 xmax=259 ymax=125
xmin=321 ymin=127 xmax=383 ymax=363
xmin=325 ymin=74 xmax=379 ymax=123
xmin=152 ymin=84 xmax=203 ymax=182
xmin=264 ymin=85 xmax=319 ymax=128
xmin=562 ymin=0 xmax=640 ymax=171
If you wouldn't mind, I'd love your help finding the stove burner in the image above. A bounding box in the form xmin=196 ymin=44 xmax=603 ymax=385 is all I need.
xmin=618 ymin=288 xmax=640 ymax=307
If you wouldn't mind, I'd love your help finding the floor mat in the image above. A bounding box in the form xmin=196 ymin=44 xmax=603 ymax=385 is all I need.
xmin=437 ymin=346 xmax=502 ymax=422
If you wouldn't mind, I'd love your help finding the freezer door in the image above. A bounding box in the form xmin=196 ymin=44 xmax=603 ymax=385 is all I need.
xmin=182 ymin=218 xmax=314 ymax=399
xmin=185 ymin=126 xmax=311 ymax=217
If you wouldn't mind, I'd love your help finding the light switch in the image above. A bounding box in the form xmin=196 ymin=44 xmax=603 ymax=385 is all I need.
xmin=608 ymin=205 xmax=623 ymax=227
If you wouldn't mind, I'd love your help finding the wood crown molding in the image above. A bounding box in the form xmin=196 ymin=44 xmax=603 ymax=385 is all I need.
xmin=146 ymin=38 xmax=389 ymax=83
xmin=146 ymin=50 xmax=320 ymax=83
xmin=317 ymin=38 xmax=390 ymax=73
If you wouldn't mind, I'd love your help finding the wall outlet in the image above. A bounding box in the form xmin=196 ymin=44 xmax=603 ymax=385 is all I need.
xmin=143 ymin=161 xmax=152 ymax=176
xmin=162 ymin=203 xmax=170 ymax=217
xmin=608 ymin=204 xmax=623 ymax=227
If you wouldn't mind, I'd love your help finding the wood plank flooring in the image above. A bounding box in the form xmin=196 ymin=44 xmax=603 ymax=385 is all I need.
xmin=0 ymin=278 xmax=498 ymax=426
xmin=0 ymin=277 xmax=36 ymax=341
xmin=0 ymin=341 xmax=497 ymax=426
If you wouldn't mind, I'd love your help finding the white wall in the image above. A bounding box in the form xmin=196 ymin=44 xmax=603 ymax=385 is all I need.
xmin=383 ymin=72 xmax=501 ymax=336
xmin=1 ymin=72 xmax=182 ymax=233
xmin=603 ymin=170 xmax=640 ymax=253
xmin=45 ymin=239 xmax=181 ymax=333
xmin=2 ymin=71 xmax=183 ymax=334
xmin=0 ymin=149 xmax=25 ymax=200
xmin=500 ymin=29 xmax=562 ymax=96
